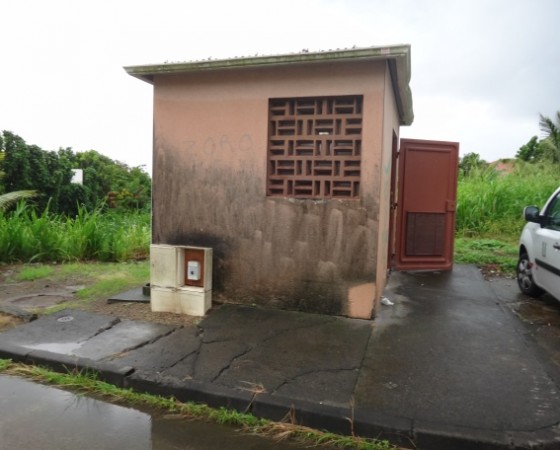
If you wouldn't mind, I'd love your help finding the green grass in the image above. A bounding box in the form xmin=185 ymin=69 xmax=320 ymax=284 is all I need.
xmin=0 ymin=360 xmax=395 ymax=450
xmin=0 ymin=204 xmax=150 ymax=263
xmin=74 ymin=262 xmax=149 ymax=301
xmin=454 ymin=237 xmax=518 ymax=274
xmin=16 ymin=265 xmax=55 ymax=281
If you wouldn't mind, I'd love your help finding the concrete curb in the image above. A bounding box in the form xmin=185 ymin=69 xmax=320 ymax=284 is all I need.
xmin=124 ymin=370 xmax=560 ymax=450
xmin=353 ymin=408 xmax=414 ymax=448
xmin=0 ymin=344 xmax=133 ymax=387
xmin=413 ymin=420 xmax=509 ymax=450
xmin=252 ymin=392 xmax=353 ymax=434
xmin=125 ymin=373 xmax=255 ymax=411
xmin=0 ymin=342 xmax=30 ymax=361
xmin=26 ymin=350 xmax=134 ymax=387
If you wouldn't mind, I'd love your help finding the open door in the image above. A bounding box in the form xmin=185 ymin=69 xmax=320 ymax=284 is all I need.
xmin=393 ymin=139 xmax=459 ymax=271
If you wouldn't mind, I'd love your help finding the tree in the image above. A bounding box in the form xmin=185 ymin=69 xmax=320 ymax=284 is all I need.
xmin=516 ymin=136 xmax=544 ymax=162
xmin=459 ymin=152 xmax=487 ymax=176
xmin=0 ymin=130 xmax=151 ymax=214
xmin=75 ymin=150 xmax=151 ymax=211
xmin=0 ymin=136 xmax=38 ymax=211
xmin=0 ymin=131 xmax=33 ymax=192
xmin=538 ymin=111 xmax=560 ymax=163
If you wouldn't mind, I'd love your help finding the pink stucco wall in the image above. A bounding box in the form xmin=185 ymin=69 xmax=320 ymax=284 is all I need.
xmin=152 ymin=59 xmax=399 ymax=318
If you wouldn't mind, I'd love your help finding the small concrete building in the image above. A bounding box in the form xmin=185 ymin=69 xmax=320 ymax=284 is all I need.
xmin=125 ymin=45 xmax=414 ymax=319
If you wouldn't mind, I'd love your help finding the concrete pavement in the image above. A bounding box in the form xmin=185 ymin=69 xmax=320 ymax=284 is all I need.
xmin=1 ymin=265 xmax=559 ymax=449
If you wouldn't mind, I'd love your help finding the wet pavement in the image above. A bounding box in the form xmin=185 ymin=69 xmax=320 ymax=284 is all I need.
xmin=0 ymin=375 xmax=303 ymax=450
xmin=1 ymin=265 xmax=560 ymax=449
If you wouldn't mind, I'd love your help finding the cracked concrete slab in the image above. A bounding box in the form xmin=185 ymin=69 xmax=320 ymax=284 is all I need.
xmin=110 ymin=326 xmax=201 ymax=378
xmin=194 ymin=305 xmax=372 ymax=406
xmin=0 ymin=309 xmax=119 ymax=352
xmin=189 ymin=340 xmax=252 ymax=383
xmin=274 ymin=368 xmax=361 ymax=406
xmin=73 ymin=320 xmax=175 ymax=361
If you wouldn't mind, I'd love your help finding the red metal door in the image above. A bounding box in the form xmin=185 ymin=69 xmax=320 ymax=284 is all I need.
xmin=393 ymin=139 xmax=459 ymax=271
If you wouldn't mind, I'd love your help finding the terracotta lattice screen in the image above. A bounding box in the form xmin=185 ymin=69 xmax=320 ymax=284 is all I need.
xmin=267 ymin=96 xmax=363 ymax=198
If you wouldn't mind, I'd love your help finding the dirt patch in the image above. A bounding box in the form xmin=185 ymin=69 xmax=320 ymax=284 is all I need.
xmin=0 ymin=314 xmax=24 ymax=332
xmin=81 ymin=297 xmax=200 ymax=327
xmin=0 ymin=264 xmax=199 ymax=328
xmin=479 ymin=263 xmax=512 ymax=280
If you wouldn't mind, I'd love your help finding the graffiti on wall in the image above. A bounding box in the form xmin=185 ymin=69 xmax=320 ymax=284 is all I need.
xmin=181 ymin=134 xmax=255 ymax=164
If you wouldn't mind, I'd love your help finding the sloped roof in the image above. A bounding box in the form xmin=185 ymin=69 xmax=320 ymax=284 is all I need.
xmin=124 ymin=45 xmax=413 ymax=125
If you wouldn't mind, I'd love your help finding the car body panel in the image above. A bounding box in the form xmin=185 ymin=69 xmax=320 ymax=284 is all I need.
xmin=519 ymin=187 xmax=560 ymax=301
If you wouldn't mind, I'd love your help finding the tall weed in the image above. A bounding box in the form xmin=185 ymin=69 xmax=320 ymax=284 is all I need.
xmin=0 ymin=203 xmax=150 ymax=263
xmin=456 ymin=162 xmax=559 ymax=239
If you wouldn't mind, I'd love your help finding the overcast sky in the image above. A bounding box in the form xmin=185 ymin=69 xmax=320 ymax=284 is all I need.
xmin=2 ymin=0 xmax=559 ymax=174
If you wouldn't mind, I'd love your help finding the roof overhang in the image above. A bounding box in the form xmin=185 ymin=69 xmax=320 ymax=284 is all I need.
xmin=124 ymin=45 xmax=413 ymax=125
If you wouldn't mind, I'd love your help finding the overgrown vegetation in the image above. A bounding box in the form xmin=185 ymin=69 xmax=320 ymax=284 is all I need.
xmin=454 ymin=111 xmax=560 ymax=274
xmin=0 ymin=203 xmax=150 ymax=263
xmin=456 ymin=161 xmax=558 ymax=239
xmin=0 ymin=360 xmax=395 ymax=450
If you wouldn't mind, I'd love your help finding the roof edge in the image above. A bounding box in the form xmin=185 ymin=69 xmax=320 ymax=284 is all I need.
xmin=124 ymin=45 xmax=413 ymax=125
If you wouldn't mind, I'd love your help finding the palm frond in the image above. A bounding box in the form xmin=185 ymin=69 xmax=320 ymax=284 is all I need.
xmin=0 ymin=190 xmax=37 ymax=212
xmin=539 ymin=114 xmax=557 ymax=137
xmin=539 ymin=112 xmax=560 ymax=162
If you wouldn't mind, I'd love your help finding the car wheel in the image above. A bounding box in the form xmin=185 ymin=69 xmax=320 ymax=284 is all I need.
xmin=517 ymin=252 xmax=544 ymax=297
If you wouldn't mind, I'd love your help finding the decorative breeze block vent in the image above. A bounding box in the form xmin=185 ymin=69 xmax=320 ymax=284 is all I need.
xmin=267 ymin=96 xmax=363 ymax=199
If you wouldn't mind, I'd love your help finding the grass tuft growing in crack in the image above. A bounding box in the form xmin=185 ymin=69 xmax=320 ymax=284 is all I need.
xmin=0 ymin=359 xmax=396 ymax=450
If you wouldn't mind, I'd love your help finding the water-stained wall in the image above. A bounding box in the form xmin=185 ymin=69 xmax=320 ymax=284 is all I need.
xmin=152 ymin=60 xmax=398 ymax=318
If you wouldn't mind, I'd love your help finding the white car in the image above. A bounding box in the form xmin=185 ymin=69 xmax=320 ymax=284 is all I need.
xmin=517 ymin=186 xmax=560 ymax=301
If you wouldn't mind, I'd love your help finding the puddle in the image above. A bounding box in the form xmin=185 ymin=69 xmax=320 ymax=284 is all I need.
xmin=0 ymin=375 xmax=305 ymax=449
xmin=23 ymin=342 xmax=83 ymax=354
xmin=514 ymin=298 xmax=560 ymax=327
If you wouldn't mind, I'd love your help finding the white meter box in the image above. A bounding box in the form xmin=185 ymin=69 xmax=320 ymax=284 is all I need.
xmin=150 ymin=244 xmax=213 ymax=317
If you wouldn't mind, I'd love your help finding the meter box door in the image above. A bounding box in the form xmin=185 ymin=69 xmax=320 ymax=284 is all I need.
xmin=177 ymin=246 xmax=212 ymax=317
xmin=183 ymin=247 xmax=212 ymax=290
xmin=182 ymin=247 xmax=212 ymax=289
xmin=150 ymin=245 xmax=182 ymax=287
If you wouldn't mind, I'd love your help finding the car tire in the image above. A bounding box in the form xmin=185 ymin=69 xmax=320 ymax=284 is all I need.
xmin=517 ymin=252 xmax=544 ymax=297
